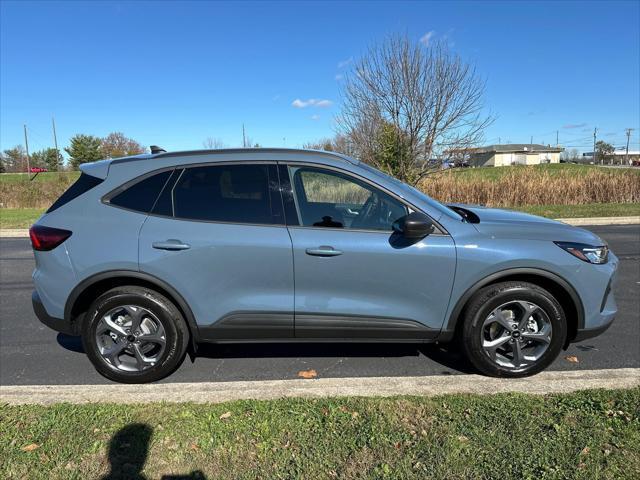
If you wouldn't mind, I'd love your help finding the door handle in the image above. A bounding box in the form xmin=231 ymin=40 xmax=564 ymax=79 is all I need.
xmin=152 ymin=239 xmax=191 ymax=251
xmin=305 ymin=246 xmax=343 ymax=257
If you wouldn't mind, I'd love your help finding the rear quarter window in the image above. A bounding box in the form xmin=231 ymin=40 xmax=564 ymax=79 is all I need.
xmin=107 ymin=170 xmax=173 ymax=213
xmin=47 ymin=173 xmax=104 ymax=213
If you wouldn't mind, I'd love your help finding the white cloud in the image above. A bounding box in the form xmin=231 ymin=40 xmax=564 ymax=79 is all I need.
xmin=337 ymin=57 xmax=353 ymax=68
xmin=335 ymin=74 xmax=343 ymax=81
xmin=310 ymin=114 xmax=320 ymax=121
xmin=291 ymin=98 xmax=333 ymax=108
xmin=420 ymin=30 xmax=436 ymax=46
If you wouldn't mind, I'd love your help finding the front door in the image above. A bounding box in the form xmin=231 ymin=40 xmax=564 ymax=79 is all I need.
xmin=284 ymin=164 xmax=456 ymax=339
xmin=138 ymin=162 xmax=294 ymax=340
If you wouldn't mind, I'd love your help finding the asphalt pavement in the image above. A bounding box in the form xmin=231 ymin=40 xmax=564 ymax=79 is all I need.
xmin=1 ymin=225 xmax=638 ymax=386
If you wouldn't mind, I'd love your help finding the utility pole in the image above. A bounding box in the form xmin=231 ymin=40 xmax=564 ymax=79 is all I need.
xmin=52 ymin=117 xmax=59 ymax=167
xmin=593 ymin=127 xmax=598 ymax=165
xmin=242 ymin=124 xmax=246 ymax=148
xmin=23 ymin=124 xmax=30 ymax=173
xmin=498 ymin=137 xmax=501 ymax=145
xmin=530 ymin=135 xmax=533 ymax=145
xmin=625 ymin=128 xmax=634 ymax=166
xmin=556 ymin=130 xmax=559 ymax=147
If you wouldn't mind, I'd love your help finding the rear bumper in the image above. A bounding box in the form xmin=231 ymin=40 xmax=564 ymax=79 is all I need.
xmin=32 ymin=291 xmax=75 ymax=336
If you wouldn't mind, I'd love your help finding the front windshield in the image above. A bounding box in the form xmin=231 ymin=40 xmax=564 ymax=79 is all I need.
xmin=356 ymin=162 xmax=463 ymax=221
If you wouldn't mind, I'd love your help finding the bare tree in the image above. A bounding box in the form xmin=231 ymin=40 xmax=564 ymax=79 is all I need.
xmin=101 ymin=132 xmax=145 ymax=159
xmin=203 ymin=137 xmax=226 ymax=149
xmin=303 ymin=134 xmax=355 ymax=156
xmin=338 ymin=34 xmax=492 ymax=184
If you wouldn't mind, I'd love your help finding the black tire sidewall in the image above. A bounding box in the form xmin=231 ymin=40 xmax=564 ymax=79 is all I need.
xmin=81 ymin=287 xmax=188 ymax=383
xmin=462 ymin=283 xmax=567 ymax=377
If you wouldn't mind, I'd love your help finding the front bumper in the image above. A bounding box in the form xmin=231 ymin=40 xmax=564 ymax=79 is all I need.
xmin=32 ymin=291 xmax=76 ymax=336
xmin=573 ymin=314 xmax=615 ymax=342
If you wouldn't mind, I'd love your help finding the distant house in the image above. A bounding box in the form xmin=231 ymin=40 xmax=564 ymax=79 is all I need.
xmin=466 ymin=144 xmax=564 ymax=167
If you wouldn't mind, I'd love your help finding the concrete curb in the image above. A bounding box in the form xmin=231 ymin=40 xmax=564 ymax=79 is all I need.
xmin=2 ymin=216 xmax=638 ymax=238
xmin=555 ymin=216 xmax=640 ymax=226
xmin=1 ymin=368 xmax=638 ymax=405
xmin=0 ymin=228 xmax=30 ymax=238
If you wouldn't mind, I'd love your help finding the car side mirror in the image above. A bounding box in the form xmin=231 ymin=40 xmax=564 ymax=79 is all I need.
xmin=392 ymin=212 xmax=435 ymax=239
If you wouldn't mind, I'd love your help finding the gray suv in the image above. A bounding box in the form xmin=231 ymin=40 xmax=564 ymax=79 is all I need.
xmin=30 ymin=148 xmax=617 ymax=383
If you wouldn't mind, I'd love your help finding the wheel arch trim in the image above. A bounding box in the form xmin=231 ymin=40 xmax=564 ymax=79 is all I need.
xmin=443 ymin=267 xmax=585 ymax=335
xmin=64 ymin=270 xmax=201 ymax=347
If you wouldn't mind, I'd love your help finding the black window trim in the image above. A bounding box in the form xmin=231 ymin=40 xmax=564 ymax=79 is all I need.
xmin=104 ymin=161 xmax=287 ymax=228
xmin=278 ymin=161 xmax=449 ymax=236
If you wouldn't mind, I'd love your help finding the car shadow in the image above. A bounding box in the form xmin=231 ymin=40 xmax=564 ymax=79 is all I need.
xmin=192 ymin=341 xmax=476 ymax=375
xmin=57 ymin=333 xmax=476 ymax=375
xmin=57 ymin=333 xmax=84 ymax=353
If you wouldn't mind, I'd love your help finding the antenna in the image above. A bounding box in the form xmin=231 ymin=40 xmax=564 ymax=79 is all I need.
xmin=150 ymin=145 xmax=167 ymax=154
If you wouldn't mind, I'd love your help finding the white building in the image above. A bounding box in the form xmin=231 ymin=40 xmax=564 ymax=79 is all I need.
xmin=467 ymin=144 xmax=564 ymax=167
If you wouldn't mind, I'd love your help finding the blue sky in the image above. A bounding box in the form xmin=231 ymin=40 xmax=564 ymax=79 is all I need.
xmin=1 ymin=0 xmax=639 ymax=156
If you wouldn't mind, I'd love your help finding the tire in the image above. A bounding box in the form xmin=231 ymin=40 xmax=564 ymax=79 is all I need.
xmin=81 ymin=286 xmax=189 ymax=383
xmin=460 ymin=281 xmax=567 ymax=377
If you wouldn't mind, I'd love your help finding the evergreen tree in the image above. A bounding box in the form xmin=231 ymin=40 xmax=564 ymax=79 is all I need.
xmin=65 ymin=134 xmax=103 ymax=170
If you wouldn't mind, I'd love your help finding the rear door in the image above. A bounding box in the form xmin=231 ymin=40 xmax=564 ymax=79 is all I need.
xmin=138 ymin=162 xmax=295 ymax=340
xmin=282 ymin=164 xmax=456 ymax=339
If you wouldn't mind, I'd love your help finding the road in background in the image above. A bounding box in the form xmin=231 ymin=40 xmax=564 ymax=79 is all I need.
xmin=1 ymin=225 xmax=638 ymax=386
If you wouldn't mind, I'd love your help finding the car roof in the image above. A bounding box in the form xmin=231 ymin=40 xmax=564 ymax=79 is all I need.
xmin=111 ymin=148 xmax=359 ymax=166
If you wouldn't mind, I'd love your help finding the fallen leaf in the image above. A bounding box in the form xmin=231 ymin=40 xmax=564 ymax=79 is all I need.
xmin=580 ymin=447 xmax=590 ymax=456
xmin=190 ymin=443 xmax=200 ymax=451
xmin=21 ymin=443 xmax=39 ymax=452
xmin=219 ymin=411 xmax=232 ymax=420
xmin=564 ymin=355 xmax=579 ymax=363
xmin=298 ymin=369 xmax=317 ymax=379
xmin=351 ymin=411 xmax=359 ymax=418
xmin=457 ymin=435 xmax=469 ymax=443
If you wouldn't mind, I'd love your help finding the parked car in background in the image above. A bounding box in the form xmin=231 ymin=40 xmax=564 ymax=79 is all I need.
xmin=30 ymin=148 xmax=617 ymax=383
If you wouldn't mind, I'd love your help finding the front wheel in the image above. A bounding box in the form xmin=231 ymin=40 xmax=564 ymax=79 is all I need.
xmin=460 ymin=281 xmax=567 ymax=377
xmin=81 ymin=286 xmax=189 ymax=383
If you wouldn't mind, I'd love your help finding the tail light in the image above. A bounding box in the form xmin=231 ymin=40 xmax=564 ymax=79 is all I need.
xmin=29 ymin=225 xmax=72 ymax=251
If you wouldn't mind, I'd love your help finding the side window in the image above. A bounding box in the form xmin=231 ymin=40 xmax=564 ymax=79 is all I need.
xmin=289 ymin=166 xmax=408 ymax=231
xmin=108 ymin=170 xmax=172 ymax=213
xmin=171 ymin=164 xmax=278 ymax=224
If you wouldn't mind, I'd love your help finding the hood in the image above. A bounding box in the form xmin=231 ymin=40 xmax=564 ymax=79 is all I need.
xmin=448 ymin=204 xmax=606 ymax=244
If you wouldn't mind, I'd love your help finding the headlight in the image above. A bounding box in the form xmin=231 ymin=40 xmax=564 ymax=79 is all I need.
xmin=554 ymin=242 xmax=609 ymax=264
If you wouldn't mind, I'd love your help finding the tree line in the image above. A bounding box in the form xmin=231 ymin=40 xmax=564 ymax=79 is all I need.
xmin=0 ymin=132 xmax=144 ymax=173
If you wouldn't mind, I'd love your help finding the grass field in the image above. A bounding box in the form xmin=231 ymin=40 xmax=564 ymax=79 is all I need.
xmin=0 ymin=208 xmax=45 ymax=229
xmin=1 ymin=388 xmax=638 ymax=479
xmin=0 ymin=171 xmax=80 ymax=183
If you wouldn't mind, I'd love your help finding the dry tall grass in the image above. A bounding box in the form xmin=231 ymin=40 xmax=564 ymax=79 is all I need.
xmin=419 ymin=168 xmax=640 ymax=207
xmin=0 ymin=174 xmax=76 ymax=209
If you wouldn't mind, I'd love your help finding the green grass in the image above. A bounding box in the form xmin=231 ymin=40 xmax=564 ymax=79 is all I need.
xmin=513 ymin=203 xmax=640 ymax=219
xmin=0 ymin=172 xmax=80 ymax=183
xmin=445 ymin=163 xmax=640 ymax=181
xmin=0 ymin=208 xmax=45 ymax=228
xmin=1 ymin=388 xmax=638 ymax=479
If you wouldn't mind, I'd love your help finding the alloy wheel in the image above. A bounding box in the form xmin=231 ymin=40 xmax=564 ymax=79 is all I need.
xmin=481 ymin=300 xmax=552 ymax=371
xmin=95 ymin=305 xmax=167 ymax=372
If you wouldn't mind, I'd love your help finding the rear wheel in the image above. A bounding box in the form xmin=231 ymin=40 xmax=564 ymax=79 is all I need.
xmin=460 ymin=281 xmax=567 ymax=377
xmin=82 ymin=286 xmax=189 ymax=383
